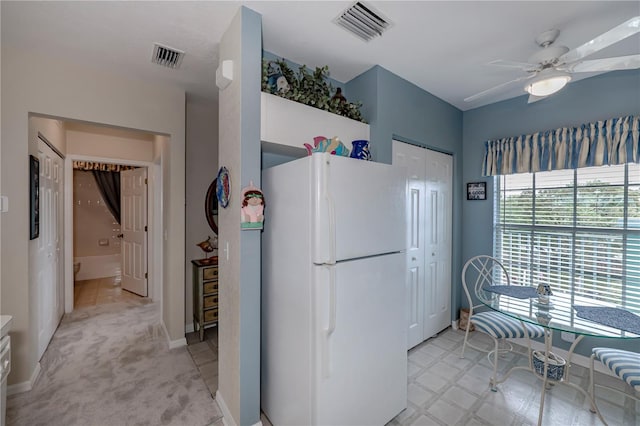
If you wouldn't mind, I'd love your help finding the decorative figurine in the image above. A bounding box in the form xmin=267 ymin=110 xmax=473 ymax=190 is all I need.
xmin=240 ymin=181 xmax=265 ymax=230
xmin=196 ymin=235 xmax=217 ymax=264
xmin=303 ymin=136 xmax=350 ymax=157
xmin=331 ymin=87 xmax=347 ymax=104
xmin=276 ymin=75 xmax=290 ymax=93
xmin=537 ymin=283 xmax=553 ymax=304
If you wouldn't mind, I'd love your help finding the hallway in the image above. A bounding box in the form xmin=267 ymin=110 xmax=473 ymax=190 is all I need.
xmin=7 ymin=278 xmax=223 ymax=425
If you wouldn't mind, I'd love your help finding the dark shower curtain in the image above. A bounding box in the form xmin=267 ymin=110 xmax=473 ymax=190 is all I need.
xmin=92 ymin=170 xmax=121 ymax=224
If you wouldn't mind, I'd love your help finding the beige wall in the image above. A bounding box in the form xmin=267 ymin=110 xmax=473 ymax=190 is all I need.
xmin=185 ymin=97 xmax=218 ymax=329
xmin=30 ymin=115 xmax=66 ymax=152
xmin=67 ymin=124 xmax=155 ymax=162
xmin=218 ymin=10 xmax=244 ymax=422
xmin=1 ymin=45 xmax=186 ymax=386
xmin=73 ymin=170 xmax=120 ymax=258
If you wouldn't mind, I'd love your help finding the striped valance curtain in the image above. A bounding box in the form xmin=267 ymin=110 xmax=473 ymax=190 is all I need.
xmin=72 ymin=161 xmax=134 ymax=172
xmin=482 ymin=115 xmax=639 ymax=176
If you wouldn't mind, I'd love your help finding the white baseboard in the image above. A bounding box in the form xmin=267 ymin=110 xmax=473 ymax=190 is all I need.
xmin=185 ymin=322 xmax=194 ymax=334
xmin=74 ymin=254 xmax=121 ymax=281
xmin=161 ymin=320 xmax=186 ymax=349
xmin=169 ymin=337 xmax=187 ymax=349
xmin=214 ymin=389 xmax=263 ymax=426
xmin=7 ymin=362 xmax=41 ymax=396
xmin=216 ymin=391 xmax=236 ymax=426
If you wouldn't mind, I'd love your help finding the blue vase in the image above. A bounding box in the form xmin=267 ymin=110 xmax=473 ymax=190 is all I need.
xmin=350 ymin=140 xmax=371 ymax=161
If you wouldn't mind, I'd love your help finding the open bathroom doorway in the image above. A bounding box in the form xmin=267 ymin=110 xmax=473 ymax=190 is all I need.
xmin=72 ymin=163 xmax=148 ymax=307
xmin=63 ymin=121 xmax=164 ymax=314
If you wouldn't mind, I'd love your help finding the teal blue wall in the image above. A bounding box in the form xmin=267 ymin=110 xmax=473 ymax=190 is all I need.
xmin=239 ymin=7 xmax=262 ymax=425
xmin=346 ymin=65 xmax=465 ymax=320
xmin=462 ymin=69 xmax=640 ymax=353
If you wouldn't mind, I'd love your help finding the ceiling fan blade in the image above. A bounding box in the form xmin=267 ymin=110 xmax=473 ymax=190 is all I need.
xmin=488 ymin=59 xmax=539 ymax=72
xmin=527 ymin=94 xmax=547 ymax=104
xmin=566 ymin=54 xmax=640 ymax=73
xmin=560 ymin=16 xmax=640 ymax=64
xmin=464 ymin=74 xmax=534 ymax=103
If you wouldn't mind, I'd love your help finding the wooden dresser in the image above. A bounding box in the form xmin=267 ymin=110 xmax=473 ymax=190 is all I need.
xmin=192 ymin=258 xmax=219 ymax=341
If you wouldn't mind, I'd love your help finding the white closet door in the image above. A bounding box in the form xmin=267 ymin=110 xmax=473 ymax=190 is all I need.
xmin=423 ymin=149 xmax=453 ymax=339
xmin=393 ymin=141 xmax=426 ymax=350
xmin=35 ymin=140 xmax=64 ymax=360
xmin=393 ymin=141 xmax=452 ymax=349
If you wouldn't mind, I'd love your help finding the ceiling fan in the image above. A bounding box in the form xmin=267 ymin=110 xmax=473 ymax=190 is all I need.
xmin=465 ymin=16 xmax=640 ymax=104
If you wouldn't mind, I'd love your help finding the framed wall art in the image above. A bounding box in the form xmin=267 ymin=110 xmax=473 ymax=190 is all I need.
xmin=467 ymin=182 xmax=486 ymax=201
xmin=29 ymin=155 xmax=40 ymax=239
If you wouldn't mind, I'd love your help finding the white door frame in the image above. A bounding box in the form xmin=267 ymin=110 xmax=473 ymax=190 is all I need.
xmin=64 ymin=154 xmax=162 ymax=313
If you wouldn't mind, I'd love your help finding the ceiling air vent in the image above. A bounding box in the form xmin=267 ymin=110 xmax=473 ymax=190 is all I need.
xmin=334 ymin=1 xmax=391 ymax=42
xmin=151 ymin=43 xmax=184 ymax=69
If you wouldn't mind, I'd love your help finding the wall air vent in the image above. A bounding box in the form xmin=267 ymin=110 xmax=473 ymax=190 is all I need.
xmin=334 ymin=1 xmax=392 ymax=42
xmin=151 ymin=43 xmax=185 ymax=69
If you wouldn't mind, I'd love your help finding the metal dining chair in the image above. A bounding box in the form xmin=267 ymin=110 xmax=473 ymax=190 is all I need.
xmin=460 ymin=255 xmax=545 ymax=391
xmin=589 ymin=347 xmax=640 ymax=418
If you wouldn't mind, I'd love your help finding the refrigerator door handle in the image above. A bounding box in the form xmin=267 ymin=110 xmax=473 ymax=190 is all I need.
xmin=323 ymin=265 xmax=337 ymax=378
xmin=325 ymin=191 xmax=336 ymax=265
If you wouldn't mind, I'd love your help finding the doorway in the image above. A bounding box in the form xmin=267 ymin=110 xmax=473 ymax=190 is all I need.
xmin=62 ymin=120 xmax=163 ymax=314
xmin=393 ymin=140 xmax=453 ymax=350
xmin=72 ymin=164 xmax=149 ymax=305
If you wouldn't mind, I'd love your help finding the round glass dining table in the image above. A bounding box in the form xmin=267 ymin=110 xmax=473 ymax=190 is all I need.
xmin=477 ymin=286 xmax=640 ymax=426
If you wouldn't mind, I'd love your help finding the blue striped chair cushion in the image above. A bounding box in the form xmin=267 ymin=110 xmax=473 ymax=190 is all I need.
xmin=471 ymin=311 xmax=545 ymax=339
xmin=593 ymin=347 xmax=640 ymax=392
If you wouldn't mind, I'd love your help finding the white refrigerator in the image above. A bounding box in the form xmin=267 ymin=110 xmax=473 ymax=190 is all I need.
xmin=261 ymin=152 xmax=408 ymax=426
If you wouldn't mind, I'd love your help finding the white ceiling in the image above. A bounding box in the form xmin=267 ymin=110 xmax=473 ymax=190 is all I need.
xmin=2 ymin=1 xmax=639 ymax=111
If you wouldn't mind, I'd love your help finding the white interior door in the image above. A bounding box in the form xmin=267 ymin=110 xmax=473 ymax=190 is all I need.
xmin=423 ymin=149 xmax=453 ymax=338
xmin=121 ymin=168 xmax=147 ymax=297
xmin=36 ymin=140 xmax=64 ymax=359
xmin=392 ymin=141 xmax=426 ymax=350
xmin=393 ymin=141 xmax=452 ymax=349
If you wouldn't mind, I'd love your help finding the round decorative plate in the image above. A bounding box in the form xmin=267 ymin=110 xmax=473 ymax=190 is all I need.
xmin=216 ymin=166 xmax=230 ymax=208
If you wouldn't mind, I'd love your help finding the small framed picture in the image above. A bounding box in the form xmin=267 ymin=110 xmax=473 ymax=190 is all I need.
xmin=467 ymin=182 xmax=486 ymax=201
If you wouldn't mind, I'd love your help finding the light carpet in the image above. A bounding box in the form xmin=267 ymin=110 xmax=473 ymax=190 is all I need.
xmin=7 ymin=297 xmax=223 ymax=426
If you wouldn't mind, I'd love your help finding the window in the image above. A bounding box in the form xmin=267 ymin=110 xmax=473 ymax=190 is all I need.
xmin=494 ymin=163 xmax=640 ymax=331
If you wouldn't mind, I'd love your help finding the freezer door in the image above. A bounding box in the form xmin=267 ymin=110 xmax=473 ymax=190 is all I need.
xmin=313 ymin=253 xmax=407 ymax=425
xmin=312 ymin=153 xmax=407 ymax=264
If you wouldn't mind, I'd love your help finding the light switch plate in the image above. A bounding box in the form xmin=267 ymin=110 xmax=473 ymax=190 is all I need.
xmin=0 ymin=196 xmax=8 ymax=213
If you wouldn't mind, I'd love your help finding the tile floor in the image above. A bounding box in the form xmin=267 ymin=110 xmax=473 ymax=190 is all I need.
xmin=189 ymin=324 xmax=639 ymax=426
xmin=73 ymin=275 xmax=139 ymax=307
xmin=186 ymin=326 xmax=219 ymax=398
xmin=394 ymin=328 xmax=639 ymax=426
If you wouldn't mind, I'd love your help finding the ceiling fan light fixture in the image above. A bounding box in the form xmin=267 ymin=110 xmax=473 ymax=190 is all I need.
xmin=525 ymin=70 xmax=571 ymax=96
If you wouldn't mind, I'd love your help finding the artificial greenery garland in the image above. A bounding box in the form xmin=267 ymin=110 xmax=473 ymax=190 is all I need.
xmin=261 ymin=58 xmax=366 ymax=123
